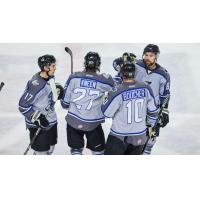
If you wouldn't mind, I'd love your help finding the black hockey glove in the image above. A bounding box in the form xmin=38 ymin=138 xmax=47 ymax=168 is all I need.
xmin=36 ymin=114 xmax=49 ymax=129
xmin=31 ymin=111 xmax=49 ymax=129
xmin=129 ymin=53 xmax=137 ymax=63
xmin=56 ymin=83 xmax=64 ymax=100
xmin=159 ymin=108 xmax=169 ymax=128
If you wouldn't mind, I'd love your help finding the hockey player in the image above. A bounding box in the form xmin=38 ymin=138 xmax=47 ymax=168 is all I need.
xmin=61 ymin=52 xmax=115 ymax=155
xmin=113 ymin=44 xmax=170 ymax=154
xmin=102 ymin=62 xmax=158 ymax=155
xmin=19 ymin=55 xmax=63 ymax=155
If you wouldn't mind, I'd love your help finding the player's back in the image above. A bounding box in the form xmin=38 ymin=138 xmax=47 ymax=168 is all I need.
xmin=62 ymin=71 xmax=115 ymax=131
xmin=102 ymin=81 xmax=158 ymax=136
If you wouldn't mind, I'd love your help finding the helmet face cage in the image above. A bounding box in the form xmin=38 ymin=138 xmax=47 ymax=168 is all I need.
xmin=38 ymin=55 xmax=56 ymax=70
xmin=84 ymin=52 xmax=101 ymax=71
xmin=143 ymin=44 xmax=160 ymax=58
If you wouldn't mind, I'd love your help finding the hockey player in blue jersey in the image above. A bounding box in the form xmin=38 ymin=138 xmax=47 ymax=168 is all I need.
xmin=61 ymin=52 xmax=115 ymax=155
xmin=102 ymin=62 xmax=158 ymax=155
xmin=112 ymin=44 xmax=170 ymax=155
xmin=19 ymin=55 xmax=63 ymax=155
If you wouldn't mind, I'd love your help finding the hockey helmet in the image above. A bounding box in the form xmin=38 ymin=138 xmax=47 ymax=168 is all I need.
xmin=120 ymin=61 xmax=135 ymax=79
xmin=84 ymin=52 xmax=101 ymax=71
xmin=38 ymin=54 xmax=56 ymax=70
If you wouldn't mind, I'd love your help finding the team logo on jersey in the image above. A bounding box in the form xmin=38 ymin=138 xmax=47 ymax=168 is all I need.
xmin=145 ymin=81 xmax=152 ymax=85
xmin=32 ymin=80 xmax=39 ymax=86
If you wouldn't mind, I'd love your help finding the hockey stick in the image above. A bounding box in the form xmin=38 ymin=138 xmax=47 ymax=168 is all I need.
xmin=65 ymin=47 xmax=73 ymax=74
xmin=23 ymin=103 xmax=57 ymax=155
xmin=23 ymin=108 xmax=54 ymax=155
xmin=142 ymin=95 xmax=170 ymax=154
xmin=0 ymin=82 xmax=5 ymax=92
xmin=23 ymin=127 xmax=42 ymax=155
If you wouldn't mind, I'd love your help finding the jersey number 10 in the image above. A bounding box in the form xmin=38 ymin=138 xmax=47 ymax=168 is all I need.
xmin=126 ymin=99 xmax=144 ymax=124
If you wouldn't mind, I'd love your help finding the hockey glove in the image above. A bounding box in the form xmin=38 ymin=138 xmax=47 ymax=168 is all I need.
xmin=56 ymin=83 xmax=64 ymax=100
xmin=147 ymin=126 xmax=157 ymax=139
xmin=129 ymin=53 xmax=137 ymax=63
xmin=159 ymin=108 xmax=169 ymax=128
xmin=31 ymin=111 xmax=49 ymax=129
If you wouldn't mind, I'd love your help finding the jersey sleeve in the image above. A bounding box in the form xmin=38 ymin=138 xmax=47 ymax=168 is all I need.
xmin=61 ymin=75 xmax=73 ymax=109
xmin=159 ymin=71 xmax=170 ymax=107
xmin=18 ymin=81 xmax=45 ymax=121
xmin=146 ymin=86 xmax=159 ymax=127
xmin=101 ymin=91 xmax=122 ymax=118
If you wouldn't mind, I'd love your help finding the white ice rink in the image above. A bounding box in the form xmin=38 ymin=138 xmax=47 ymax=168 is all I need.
xmin=0 ymin=43 xmax=200 ymax=155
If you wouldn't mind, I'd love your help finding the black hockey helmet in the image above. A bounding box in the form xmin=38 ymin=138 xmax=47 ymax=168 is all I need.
xmin=120 ymin=61 xmax=135 ymax=79
xmin=122 ymin=52 xmax=137 ymax=64
xmin=38 ymin=54 xmax=56 ymax=70
xmin=84 ymin=52 xmax=101 ymax=71
xmin=143 ymin=44 xmax=160 ymax=56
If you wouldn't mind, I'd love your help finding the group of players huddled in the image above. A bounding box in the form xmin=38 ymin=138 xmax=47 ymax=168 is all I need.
xmin=19 ymin=44 xmax=170 ymax=155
